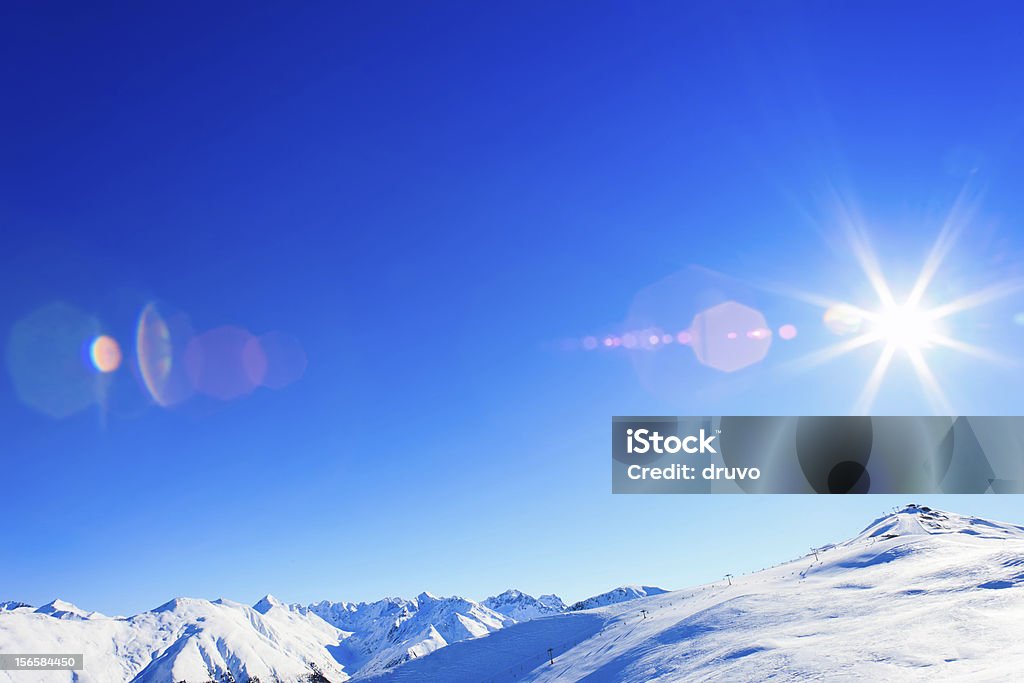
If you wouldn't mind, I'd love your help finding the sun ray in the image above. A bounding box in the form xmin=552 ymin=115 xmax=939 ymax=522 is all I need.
xmin=780 ymin=331 xmax=882 ymax=374
xmin=928 ymin=334 xmax=1019 ymax=367
xmin=906 ymin=348 xmax=953 ymax=414
xmin=925 ymin=278 xmax=1024 ymax=321
xmin=827 ymin=190 xmax=898 ymax=310
xmin=853 ymin=344 xmax=895 ymax=414
xmin=747 ymin=280 xmax=853 ymax=312
xmin=845 ymin=224 xmax=897 ymax=309
xmin=905 ymin=186 xmax=979 ymax=308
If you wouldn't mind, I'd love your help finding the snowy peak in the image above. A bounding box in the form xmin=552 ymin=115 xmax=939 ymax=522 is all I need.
xmin=568 ymin=585 xmax=668 ymax=611
xmin=482 ymin=590 xmax=566 ymax=621
xmin=853 ymin=505 xmax=1024 ymax=545
xmin=254 ymin=593 xmax=288 ymax=614
xmin=151 ymin=596 xmax=208 ymax=613
xmin=0 ymin=601 xmax=31 ymax=613
xmin=307 ymin=592 xmax=510 ymax=677
xmin=33 ymin=599 xmax=99 ymax=620
xmin=254 ymin=594 xmax=323 ymax=622
xmin=538 ymin=594 xmax=565 ymax=610
xmin=1 ymin=595 xmax=348 ymax=682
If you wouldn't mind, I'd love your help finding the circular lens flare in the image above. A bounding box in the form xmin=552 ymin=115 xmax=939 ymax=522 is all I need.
xmin=6 ymin=302 xmax=102 ymax=418
xmin=248 ymin=331 xmax=306 ymax=389
xmin=90 ymin=335 xmax=122 ymax=373
xmin=184 ymin=326 xmax=264 ymax=401
xmin=779 ymin=324 xmax=798 ymax=340
xmin=136 ymin=303 xmax=195 ymax=407
xmin=823 ymin=304 xmax=865 ymax=336
xmin=690 ymin=301 xmax=772 ymax=372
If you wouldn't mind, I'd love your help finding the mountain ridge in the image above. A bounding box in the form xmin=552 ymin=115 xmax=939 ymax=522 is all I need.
xmin=0 ymin=585 xmax=666 ymax=682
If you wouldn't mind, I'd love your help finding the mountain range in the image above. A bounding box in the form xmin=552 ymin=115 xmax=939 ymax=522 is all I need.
xmin=0 ymin=583 xmax=660 ymax=682
xmin=2 ymin=505 xmax=1022 ymax=681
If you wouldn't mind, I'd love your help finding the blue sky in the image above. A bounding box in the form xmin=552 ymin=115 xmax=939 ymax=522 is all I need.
xmin=2 ymin=3 xmax=1024 ymax=615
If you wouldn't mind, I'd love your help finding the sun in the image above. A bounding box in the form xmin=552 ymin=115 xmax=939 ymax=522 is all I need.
xmin=871 ymin=303 xmax=938 ymax=351
xmin=775 ymin=189 xmax=1024 ymax=415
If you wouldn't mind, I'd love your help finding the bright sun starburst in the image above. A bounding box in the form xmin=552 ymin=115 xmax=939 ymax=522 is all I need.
xmin=870 ymin=304 xmax=938 ymax=352
xmin=776 ymin=189 xmax=1024 ymax=415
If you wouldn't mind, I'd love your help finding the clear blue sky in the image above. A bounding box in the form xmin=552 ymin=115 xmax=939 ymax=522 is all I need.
xmin=2 ymin=3 xmax=1023 ymax=616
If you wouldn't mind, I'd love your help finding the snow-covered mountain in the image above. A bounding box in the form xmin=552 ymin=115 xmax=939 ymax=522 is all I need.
xmin=0 ymin=586 xmax=650 ymax=682
xmin=0 ymin=601 xmax=32 ymax=613
xmin=32 ymin=598 xmax=104 ymax=621
xmin=0 ymin=596 xmax=348 ymax=682
xmin=307 ymin=591 xmax=511 ymax=677
xmin=6 ymin=506 xmax=1019 ymax=681
xmin=566 ymin=585 xmax=667 ymax=611
xmin=482 ymin=590 xmax=567 ymax=622
xmin=363 ymin=506 xmax=1024 ymax=682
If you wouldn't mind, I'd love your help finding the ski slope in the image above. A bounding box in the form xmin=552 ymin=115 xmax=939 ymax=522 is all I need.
xmin=367 ymin=506 xmax=1024 ymax=682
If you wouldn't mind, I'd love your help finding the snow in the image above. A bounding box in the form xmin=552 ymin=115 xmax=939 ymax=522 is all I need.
xmin=483 ymin=590 xmax=567 ymax=622
xmin=0 ymin=596 xmax=348 ymax=682
xmin=33 ymin=599 xmax=103 ymax=621
xmin=567 ymin=586 xmax=668 ymax=611
xmin=0 ymin=601 xmax=32 ymax=614
xmin=309 ymin=591 xmax=512 ymax=677
xmin=5 ymin=506 xmax=1018 ymax=681
xmin=0 ymin=585 xmax=659 ymax=681
xmin=306 ymin=585 xmax=656 ymax=676
xmin=366 ymin=507 xmax=1024 ymax=682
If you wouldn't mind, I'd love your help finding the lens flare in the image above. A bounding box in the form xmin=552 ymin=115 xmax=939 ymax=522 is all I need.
xmin=779 ymin=324 xmax=798 ymax=340
xmin=89 ymin=335 xmax=122 ymax=373
xmin=823 ymin=304 xmax=865 ymax=336
xmin=690 ymin=301 xmax=772 ymax=372
xmin=247 ymin=331 xmax=307 ymax=390
xmin=136 ymin=303 xmax=195 ymax=407
xmin=6 ymin=302 xmax=102 ymax=418
xmin=184 ymin=325 xmax=264 ymax=401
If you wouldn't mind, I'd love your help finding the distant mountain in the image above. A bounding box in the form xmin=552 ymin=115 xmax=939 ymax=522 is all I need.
xmin=308 ymin=591 xmax=510 ymax=677
xmin=0 ymin=583 xmax=660 ymax=682
xmin=482 ymin=590 xmax=566 ymax=621
xmin=0 ymin=596 xmax=346 ymax=682
xmin=33 ymin=598 xmax=103 ymax=621
xmin=567 ymin=585 xmax=667 ymax=611
xmin=0 ymin=601 xmax=31 ymax=613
